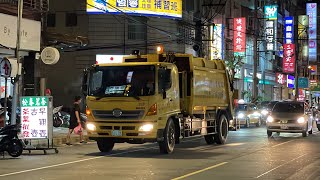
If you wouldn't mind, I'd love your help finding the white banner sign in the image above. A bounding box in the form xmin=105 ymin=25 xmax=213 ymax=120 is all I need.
xmin=21 ymin=96 xmax=48 ymax=139
xmin=0 ymin=13 xmax=41 ymax=51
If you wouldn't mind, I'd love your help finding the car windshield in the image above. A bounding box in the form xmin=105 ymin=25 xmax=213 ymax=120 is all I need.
xmin=272 ymin=102 xmax=304 ymax=113
xmin=89 ymin=65 xmax=155 ymax=97
xmin=236 ymin=104 xmax=248 ymax=111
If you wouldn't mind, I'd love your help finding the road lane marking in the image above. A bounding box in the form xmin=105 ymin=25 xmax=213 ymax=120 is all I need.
xmin=171 ymin=162 xmax=228 ymax=180
xmin=0 ymin=138 xmax=203 ymax=177
xmin=271 ymin=140 xmax=295 ymax=148
xmin=255 ymin=153 xmax=307 ymax=178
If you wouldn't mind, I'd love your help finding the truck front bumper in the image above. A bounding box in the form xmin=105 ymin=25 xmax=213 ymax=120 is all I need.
xmin=86 ymin=121 xmax=160 ymax=142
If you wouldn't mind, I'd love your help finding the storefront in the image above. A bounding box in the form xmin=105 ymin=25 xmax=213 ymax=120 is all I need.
xmin=0 ymin=13 xmax=41 ymax=98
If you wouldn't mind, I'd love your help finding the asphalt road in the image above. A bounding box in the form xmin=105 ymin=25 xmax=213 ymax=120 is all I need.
xmin=1 ymin=126 xmax=320 ymax=180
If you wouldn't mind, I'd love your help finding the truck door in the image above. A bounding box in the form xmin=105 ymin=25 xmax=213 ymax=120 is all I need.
xmin=158 ymin=67 xmax=177 ymax=111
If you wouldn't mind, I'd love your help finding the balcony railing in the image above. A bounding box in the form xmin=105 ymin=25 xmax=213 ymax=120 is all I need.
xmin=0 ymin=0 xmax=49 ymax=13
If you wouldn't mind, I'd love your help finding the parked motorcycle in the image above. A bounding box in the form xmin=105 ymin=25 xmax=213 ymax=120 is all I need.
xmin=53 ymin=106 xmax=87 ymax=128
xmin=53 ymin=106 xmax=64 ymax=128
xmin=0 ymin=124 xmax=23 ymax=157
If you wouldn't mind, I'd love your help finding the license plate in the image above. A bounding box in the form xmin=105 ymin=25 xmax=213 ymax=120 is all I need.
xmin=280 ymin=125 xmax=288 ymax=130
xmin=112 ymin=130 xmax=122 ymax=136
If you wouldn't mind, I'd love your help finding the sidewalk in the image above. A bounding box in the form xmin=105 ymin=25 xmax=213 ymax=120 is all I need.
xmin=52 ymin=127 xmax=91 ymax=146
xmin=25 ymin=127 xmax=91 ymax=147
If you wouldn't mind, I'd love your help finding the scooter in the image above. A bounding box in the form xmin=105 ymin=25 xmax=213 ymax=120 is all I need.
xmin=53 ymin=106 xmax=64 ymax=127
xmin=0 ymin=124 xmax=23 ymax=157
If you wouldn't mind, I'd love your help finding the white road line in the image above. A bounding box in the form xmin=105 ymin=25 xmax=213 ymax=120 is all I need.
xmin=171 ymin=162 xmax=228 ymax=180
xmin=255 ymin=153 xmax=307 ymax=179
xmin=0 ymin=138 xmax=202 ymax=177
xmin=271 ymin=140 xmax=295 ymax=148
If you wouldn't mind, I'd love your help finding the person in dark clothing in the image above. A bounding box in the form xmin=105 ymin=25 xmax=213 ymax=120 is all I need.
xmin=66 ymin=96 xmax=85 ymax=145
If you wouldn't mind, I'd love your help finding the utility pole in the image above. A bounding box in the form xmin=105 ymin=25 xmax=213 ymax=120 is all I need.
xmin=252 ymin=0 xmax=259 ymax=102
xmin=11 ymin=0 xmax=23 ymax=124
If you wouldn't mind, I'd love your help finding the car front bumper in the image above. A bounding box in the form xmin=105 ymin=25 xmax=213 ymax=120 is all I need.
xmin=267 ymin=123 xmax=307 ymax=133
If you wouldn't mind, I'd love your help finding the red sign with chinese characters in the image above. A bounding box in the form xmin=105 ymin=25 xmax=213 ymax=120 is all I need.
xmin=283 ymin=44 xmax=295 ymax=73
xmin=233 ymin=17 xmax=246 ymax=53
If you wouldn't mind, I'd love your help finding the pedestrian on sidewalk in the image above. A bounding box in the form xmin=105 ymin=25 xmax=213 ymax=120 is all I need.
xmin=66 ymin=96 xmax=86 ymax=145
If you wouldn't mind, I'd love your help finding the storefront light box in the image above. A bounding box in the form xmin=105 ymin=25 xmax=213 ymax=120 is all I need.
xmin=86 ymin=0 xmax=182 ymax=19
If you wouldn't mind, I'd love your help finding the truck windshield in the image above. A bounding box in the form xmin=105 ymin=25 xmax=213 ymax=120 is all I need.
xmin=89 ymin=65 xmax=155 ymax=97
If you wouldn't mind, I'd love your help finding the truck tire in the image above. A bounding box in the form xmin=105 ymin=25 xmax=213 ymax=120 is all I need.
xmin=158 ymin=118 xmax=175 ymax=154
xmin=267 ymin=131 xmax=272 ymax=137
xmin=214 ymin=114 xmax=228 ymax=144
xmin=204 ymin=134 xmax=215 ymax=144
xmin=97 ymin=139 xmax=114 ymax=153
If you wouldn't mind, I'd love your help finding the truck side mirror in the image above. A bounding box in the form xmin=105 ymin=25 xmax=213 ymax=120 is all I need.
xmin=82 ymin=84 xmax=88 ymax=96
xmin=82 ymin=69 xmax=88 ymax=96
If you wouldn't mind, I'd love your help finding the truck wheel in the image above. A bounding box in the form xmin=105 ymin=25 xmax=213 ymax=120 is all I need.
xmin=214 ymin=114 xmax=228 ymax=144
xmin=97 ymin=139 xmax=114 ymax=153
xmin=267 ymin=131 xmax=272 ymax=137
xmin=158 ymin=118 xmax=175 ymax=154
xmin=204 ymin=134 xmax=215 ymax=144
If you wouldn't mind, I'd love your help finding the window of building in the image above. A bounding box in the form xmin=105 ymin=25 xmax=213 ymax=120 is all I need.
xmin=65 ymin=13 xmax=77 ymax=27
xmin=128 ymin=17 xmax=147 ymax=40
xmin=47 ymin=13 xmax=56 ymax=27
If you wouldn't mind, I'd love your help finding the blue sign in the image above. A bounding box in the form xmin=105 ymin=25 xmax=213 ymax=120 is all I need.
xmin=284 ymin=16 xmax=294 ymax=44
xmin=265 ymin=5 xmax=278 ymax=20
xmin=287 ymin=75 xmax=295 ymax=89
xmin=298 ymin=77 xmax=309 ymax=88
xmin=307 ymin=3 xmax=317 ymax=62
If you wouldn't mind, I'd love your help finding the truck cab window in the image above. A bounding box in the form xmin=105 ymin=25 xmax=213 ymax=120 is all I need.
xmin=89 ymin=71 xmax=103 ymax=95
xmin=158 ymin=68 xmax=172 ymax=93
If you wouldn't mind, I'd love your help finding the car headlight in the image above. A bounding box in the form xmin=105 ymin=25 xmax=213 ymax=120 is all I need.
xmin=86 ymin=123 xmax=96 ymax=131
xmin=253 ymin=111 xmax=261 ymax=116
xmin=297 ymin=117 xmax=305 ymax=124
xmin=237 ymin=113 xmax=245 ymax=119
xmin=261 ymin=110 xmax=268 ymax=116
xmin=267 ymin=116 xmax=274 ymax=123
xmin=139 ymin=124 xmax=154 ymax=132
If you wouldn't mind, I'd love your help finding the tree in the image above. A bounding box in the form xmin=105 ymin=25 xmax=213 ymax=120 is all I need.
xmin=224 ymin=50 xmax=244 ymax=91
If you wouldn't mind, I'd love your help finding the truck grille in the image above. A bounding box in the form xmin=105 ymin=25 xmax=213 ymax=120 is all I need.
xmin=93 ymin=110 xmax=144 ymax=120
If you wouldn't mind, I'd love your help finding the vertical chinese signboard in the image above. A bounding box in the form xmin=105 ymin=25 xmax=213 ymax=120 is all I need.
xmin=266 ymin=20 xmax=276 ymax=51
xmin=298 ymin=15 xmax=309 ymax=65
xmin=276 ymin=73 xmax=286 ymax=85
xmin=284 ymin=16 xmax=294 ymax=44
xmin=233 ymin=17 xmax=246 ymax=56
xmin=211 ymin=24 xmax=224 ymax=60
xmin=307 ymin=3 xmax=317 ymax=62
xmin=283 ymin=44 xmax=295 ymax=73
xmin=21 ymin=96 xmax=48 ymax=139
xmin=287 ymin=75 xmax=295 ymax=89
xmin=265 ymin=5 xmax=277 ymax=51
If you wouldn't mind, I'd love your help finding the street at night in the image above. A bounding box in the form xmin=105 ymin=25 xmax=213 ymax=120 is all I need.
xmin=1 ymin=126 xmax=320 ymax=180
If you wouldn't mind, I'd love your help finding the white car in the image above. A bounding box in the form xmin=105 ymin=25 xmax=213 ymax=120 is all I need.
xmin=266 ymin=101 xmax=313 ymax=137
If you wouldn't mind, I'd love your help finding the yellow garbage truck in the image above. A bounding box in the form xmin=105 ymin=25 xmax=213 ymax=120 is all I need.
xmin=82 ymin=53 xmax=237 ymax=154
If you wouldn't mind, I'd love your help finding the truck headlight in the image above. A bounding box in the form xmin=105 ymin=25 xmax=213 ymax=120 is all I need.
xmin=297 ymin=117 xmax=305 ymax=124
xmin=261 ymin=110 xmax=268 ymax=116
xmin=237 ymin=113 xmax=245 ymax=119
xmin=139 ymin=124 xmax=153 ymax=132
xmin=267 ymin=116 xmax=274 ymax=123
xmin=86 ymin=123 xmax=96 ymax=131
